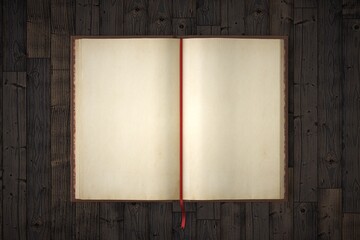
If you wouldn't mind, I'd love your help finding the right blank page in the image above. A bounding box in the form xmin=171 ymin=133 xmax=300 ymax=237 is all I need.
xmin=183 ymin=38 xmax=286 ymax=200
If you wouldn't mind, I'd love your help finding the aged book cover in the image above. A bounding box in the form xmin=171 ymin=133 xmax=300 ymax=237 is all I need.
xmin=70 ymin=36 xmax=288 ymax=202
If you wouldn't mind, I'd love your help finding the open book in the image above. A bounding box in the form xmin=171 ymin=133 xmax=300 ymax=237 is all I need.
xmin=71 ymin=37 xmax=287 ymax=201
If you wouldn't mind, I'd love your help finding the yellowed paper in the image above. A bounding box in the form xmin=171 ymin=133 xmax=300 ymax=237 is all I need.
xmin=183 ymin=38 xmax=286 ymax=200
xmin=74 ymin=38 xmax=180 ymax=200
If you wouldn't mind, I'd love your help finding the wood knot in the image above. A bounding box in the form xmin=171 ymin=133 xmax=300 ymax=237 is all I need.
xmin=353 ymin=24 xmax=359 ymax=31
xmin=134 ymin=7 xmax=140 ymax=12
xmin=159 ymin=17 xmax=164 ymax=22
xmin=179 ymin=24 xmax=184 ymax=29
xmin=300 ymin=208 xmax=306 ymax=213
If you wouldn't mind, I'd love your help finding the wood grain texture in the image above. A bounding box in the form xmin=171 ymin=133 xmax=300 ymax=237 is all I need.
xmin=3 ymin=0 xmax=26 ymax=71
xmin=246 ymin=203 xmax=269 ymax=240
xmin=0 ymin=12 xmax=2 ymax=234
xmin=2 ymin=1 xmax=360 ymax=239
xmin=76 ymin=203 xmax=100 ymax=239
xmin=124 ymin=0 xmax=148 ymax=35
xmin=197 ymin=25 xmax=221 ymax=34
xmin=342 ymin=19 xmax=360 ymax=213
xmin=100 ymin=203 xmax=124 ymax=240
xmin=173 ymin=212 xmax=196 ymax=240
xmin=270 ymin=168 xmax=293 ymax=240
xmin=76 ymin=0 xmax=100 ymax=35
xmin=294 ymin=7 xmax=318 ymax=202
xmin=173 ymin=0 xmax=195 ymax=18
xmin=270 ymin=0 xmax=294 ymax=167
xmin=220 ymin=203 xmax=245 ymax=240
xmin=318 ymin=189 xmax=341 ymax=240
xmin=220 ymin=0 xmax=245 ymax=35
xmin=294 ymin=202 xmax=317 ymax=240
xmin=27 ymin=0 xmax=51 ymax=58
xmin=294 ymin=0 xmax=317 ymax=9
xmin=197 ymin=202 xmax=220 ymax=220
xmin=342 ymin=0 xmax=360 ymax=18
xmin=3 ymin=72 xmax=27 ymax=240
xmin=172 ymin=18 xmax=196 ymax=35
xmin=27 ymin=59 xmax=51 ymax=240
xmin=197 ymin=220 xmax=220 ymax=240
xmin=318 ymin=0 xmax=342 ymax=189
xmin=51 ymin=70 xmax=74 ymax=240
xmin=343 ymin=213 xmax=360 ymax=239
xmin=197 ymin=0 xmax=220 ymax=26
xmin=148 ymin=0 xmax=172 ymax=35
xmin=51 ymin=0 xmax=76 ymax=35
xmin=124 ymin=203 xmax=149 ymax=240
xmin=50 ymin=1 xmax=75 ymax=239
xmin=100 ymin=0 xmax=124 ymax=35
xmin=173 ymin=202 xmax=196 ymax=212
xmin=245 ymin=0 xmax=270 ymax=35
xmin=149 ymin=203 xmax=172 ymax=239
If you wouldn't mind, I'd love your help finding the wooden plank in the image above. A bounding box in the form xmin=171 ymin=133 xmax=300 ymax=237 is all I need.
xmin=294 ymin=203 xmax=317 ymax=240
xmin=51 ymin=34 xmax=71 ymax=70
xmin=3 ymin=72 xmax=27 ymax=240
xmin=173 ymin=0 xmax=195 ymax=18
xmin=197 ymin=26 xmax=221 ymax=35
xmin=342 ymin=0 xmax=360 ymax=18
xmin=50 ymin=1 xmax=75 ymax=238
xmin=3 ymin=0 xmax=26 ymax=71
xmin=51 ymin=70 xmax=75 ymax=240
xmin=149 ymin=203 xmax=172 ymax=240
xmin=51 ymin=0 xmax=76 ymax=35
xmin=270 ymin=168 xmax=293 ymax=240
xmin=197 ymin=0 xmax=220 ymax=26
xmin=75 ymin=1 xmax=100 ymax=237
xmin=76 ymin=203 xmax=100 ymax=239
xmin=197 ymin=202 xmax=220 ymax=220
xmin=27 ymin=0 xmax=51 ymax=58
xmin=100 ymin=0 xmax=124 ymax=35
xmin=173 ymin=212 xmax=196 ymax=240
xmin=343 ymin=19 xmax=360 ymax=212
xmin=318 ymin=0 xmax=342 ymax=188
xmin=148 ymin=0 xmax=172 ymax=35
xmin=173 ymin=202 xmax=196 ymax=212
xmin=246 ymin=203 xmax=269 ymax=240
xmin=51 ymin=0 xmax=75 ymax=70
xmin=244 ymin=0 xmax=270 ymax=35
xmin=294 ymin=0 xmax=317 ymax=9
xmin=293 ymin=8 xmax=318 ymax=202
xmin=197 ymin=220 xmax=220 ymax=240
xmin=270 ymin=0 xmax=294 ymax=167
xmin=27 ymin=59 xmax=51 ymax=240
xmin=220 ymin=203 xmax=246 ymax=240
xmin=220 ymin=0 xmax=245 ymax=35
xmin=343 ymin=213 xmax=360 ymax=239
xmin=76 ymin=0 xmax=100 ymax=35
xmin=124 ymin=203 xmax=149 ymax=240
xmin=172 ymin=18 xmax=196 ymax=35
xmin=100 ymin=203 xmax=124 ymax=240
xmin=318 ymin=189 xmax=341 ymax=240
xmin=124 ymin=0 xmax=148 ymax=35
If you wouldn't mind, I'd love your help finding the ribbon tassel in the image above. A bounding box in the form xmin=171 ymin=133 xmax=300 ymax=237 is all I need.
xmin=179 ymin=38 xmax=186 ymax=229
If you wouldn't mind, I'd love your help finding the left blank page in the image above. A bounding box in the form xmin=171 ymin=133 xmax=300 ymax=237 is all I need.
xmin=73 ymin=38 xmax=180 ymax=200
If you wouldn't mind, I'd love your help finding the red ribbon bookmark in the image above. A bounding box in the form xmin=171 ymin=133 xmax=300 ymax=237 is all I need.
xmin=179 ymin=38 xmax=186 ymax=229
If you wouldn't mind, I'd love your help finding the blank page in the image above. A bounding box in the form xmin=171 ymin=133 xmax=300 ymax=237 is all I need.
xmin=73 ymin=38 xmax=180 ymax=200
xmin=183 ymin=38 xmax=286 ymax=200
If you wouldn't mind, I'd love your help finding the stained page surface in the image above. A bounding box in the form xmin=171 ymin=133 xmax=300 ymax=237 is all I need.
xmin=73 ymin=38 xmax=180 ymax=200
xmin=183 ymin=38 xmax=286 ymax=200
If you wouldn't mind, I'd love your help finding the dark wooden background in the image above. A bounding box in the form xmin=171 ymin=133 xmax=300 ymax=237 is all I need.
xmin=1 ymin=0 xmax=360 ymax=239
